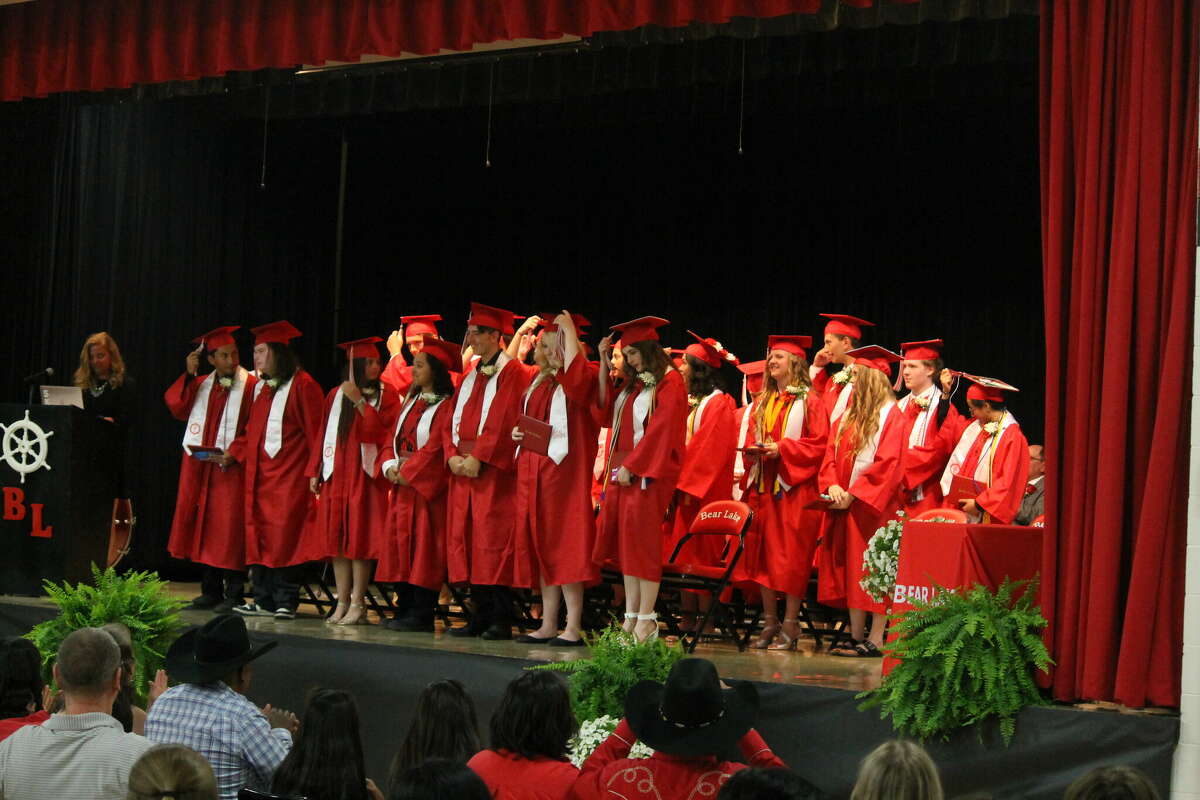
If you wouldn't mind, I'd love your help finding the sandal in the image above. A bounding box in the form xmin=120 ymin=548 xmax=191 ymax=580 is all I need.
xmin=856 ymin=640 xmax=884 ymax=658
xmin=752 ymin=614 xmax=782 ymax=650
xmin=829 ymin=638 xmax=861 ymax=657
xmin=768 ymin=618 xmax=801 ymax=651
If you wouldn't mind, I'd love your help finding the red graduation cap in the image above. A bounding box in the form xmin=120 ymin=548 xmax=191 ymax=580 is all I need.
xmin=963 ymin=373 xmax=1019 ymax=404
xmin=766 ymin=335 xmax=812 ymax=359
xmin=900 ymin=339 xmax=945 ymax=361
xmin=337 ymin=336 xmax=383 ymax=361
xmin=847 ymin=344 xmax=902 ymax=374
xmin=402 ymin=315 xmax=442 ymax=339
xmin=536 ymin=312 xmax=592 ymax=333
xmin=193 ymin=326 xmax=239 ymax=351
xmin=420 ymin=335 xmax=464 ymax=373
xmin=684 ymin=330 xmax=739 ymax=369
xmin=611 ymin=316 xmax=669 ymax=345
xmin=251 ymin=320 xmax=302 ymax=346
xmin=820 ymin=313 xmax=875 ymax=340
xmin=467 ymin=303 xmax=517 ymax=336
xmin=737 ymin=359 xmax=766 ymax=398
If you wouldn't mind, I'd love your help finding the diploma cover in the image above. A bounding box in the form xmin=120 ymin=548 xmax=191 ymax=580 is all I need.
xmin=517 ymin=414 xmax=553 ymax=457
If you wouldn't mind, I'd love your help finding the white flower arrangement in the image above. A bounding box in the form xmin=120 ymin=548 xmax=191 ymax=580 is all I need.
xmin=784 ymin=385 xmax=808 ymax=397
xmin=569 ymin=715 xmax=654 ymax=768
xmin=265 ymin=377 xmax=280 ymax=389
xmin=479 ymin=364 xmax=498 ymax=377
xmin=913 ymin=396 xmax=930 ymax=410
xmin=419 ymin=392 xmax=444 ymax=405
xmin=983 ymin=420 xmax=1000 ymax=435
xmin=860 ymin=514 xmax=906 ymax=603
xmin=217 ymin=376 xmax=234 ymax=389
xmin=637 ymin=371 xmax=657 ymax=388
xmin=832 ymin=368 xmax=853 ymax=386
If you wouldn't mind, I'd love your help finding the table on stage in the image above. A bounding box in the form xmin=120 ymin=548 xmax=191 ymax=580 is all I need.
xmin=884 ymin=521 xmax=1043 ymax=674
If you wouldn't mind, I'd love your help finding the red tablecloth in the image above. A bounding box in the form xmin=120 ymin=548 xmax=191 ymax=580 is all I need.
xmin=883 ymin=521 xmax=1043 ymax=674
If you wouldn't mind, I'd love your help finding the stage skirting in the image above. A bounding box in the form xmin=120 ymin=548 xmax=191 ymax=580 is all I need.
xmin=0 ymin=601 xmax=1178 ymax=798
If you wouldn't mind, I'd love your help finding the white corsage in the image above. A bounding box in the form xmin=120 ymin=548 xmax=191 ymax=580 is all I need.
xmin=265 ymin=378 xmax=280 ymax=389
xmin=784 ymin=385 xmax=808 ymax=397
xmin=832 ymin=368 xmax=853 ymax=386
xmin=217 ymin=376 xmax=234 ymax=389
xmin=637 ymin=371 xmax=657 ymax=387
xmin=688 ymin=396 xmax=700 ymax=407
xmin=983 ymin=421 xmax=1000 ymax=435
xmin=913 ymin=396 xmax=930 ymax=410
xmin=479 ymin=364 xmax=498 ymax=377
xmin=419 ymin=392 xmax=444 ymax=405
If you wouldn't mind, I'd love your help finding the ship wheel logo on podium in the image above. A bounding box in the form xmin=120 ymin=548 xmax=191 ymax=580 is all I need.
xmin=1 ymin=410 xmax=54 ymax=484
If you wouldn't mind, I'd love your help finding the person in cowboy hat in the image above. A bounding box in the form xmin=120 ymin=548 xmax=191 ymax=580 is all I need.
xmin=569 ymin=658 xmax=788 ymax=800
xmin=145 ymin=615 xmax=299 ymax=800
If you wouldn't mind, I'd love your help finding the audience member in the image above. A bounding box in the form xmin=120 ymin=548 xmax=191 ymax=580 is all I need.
xmin=717 ymin=767 xmax=823 ymax=800
xmin=101 ymin=621 xmax=168 ymax=735
xmin=0 ymin=636 xmax=48 ymax=741
xmin=146 ymin=614 xmax=298 ymax=800
xmin=469 ymin=671 xmax=579 ymax=799
xmin=127 ymin=743 xmax=219 ymax=800
xmin=271 ymin=688 xmax=385 ymax=800
xmin=0 ymin=627 xmax=155 ymax=799
xmin=1063 ymin=765 xmax=1161 ymax=800
xmin=1015 ymin=444 xmax=1046 ymax=525
xmin=569 ymin=658 xmax=785 ymax=800
xmin=387 ymin=678 xmax=481 ymax=788
xmin=849 ymin=740 xmax=943 ymax=800
xmin=388 ymin=758 xmax=492 ymax=800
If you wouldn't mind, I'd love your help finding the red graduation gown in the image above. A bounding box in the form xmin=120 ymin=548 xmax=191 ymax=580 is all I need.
xmin=663 ymin=391 xmax=737 ymax=566
xmin=445 ymin=356 xmax=533 ymax=586
xmin=811 ymin=368 xmax=853 ymax=420
xmin=376 ymin=394 xmax=454 ymax=590
xmin=164 ymin=371 xmax=257 ymax=570
xmin=593 ymin=369 xmax=688 ymax=582
xmin=227 ymin=370 xmax=325 ymax=568
xmin=946 ymin=420 xmax=1030 ymax=524
xmin=734 ymin=390 xmax=829 ymax=596
xmin=513 ymin=357 xmax=601 ymax=588
xmin=300 ymin=387 xmax=400 ymax=561
xmin=896 ymin=393 xmax=967 ymax=516
xmin=381 ymin=354 xmax=414 ymax=397
xmin=816 ymin=404 xmax=906 ymax=612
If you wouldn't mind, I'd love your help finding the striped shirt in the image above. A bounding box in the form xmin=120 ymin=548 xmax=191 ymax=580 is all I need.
xmin=0 ymin=711 xmax=155 ymax=800
xmin=145 ymin=682 xmax=291 ymax=800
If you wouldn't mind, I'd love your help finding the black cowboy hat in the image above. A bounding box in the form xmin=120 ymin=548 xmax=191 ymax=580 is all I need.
xmin=625 ymin=658 xmax=759 ymax=758
xmin=165 ymin=614 xmax=278 ymax=684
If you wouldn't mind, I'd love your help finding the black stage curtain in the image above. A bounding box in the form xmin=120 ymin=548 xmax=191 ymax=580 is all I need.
xmin=0 ymin=21 xmax=1041 ymax=578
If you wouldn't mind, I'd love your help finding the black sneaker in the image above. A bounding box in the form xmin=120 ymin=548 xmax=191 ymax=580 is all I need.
xmin=233 ymin=602 xmax=273 ymax=617
xmin=273 ymin=607 xmax=297 ymax=620
xmin=385 ymin=616 xmax=435 ymax=633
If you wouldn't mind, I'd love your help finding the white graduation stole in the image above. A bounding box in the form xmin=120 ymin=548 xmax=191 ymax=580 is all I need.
xmin=321 ymin=388 xmax=383 ymax=480
xmin=451 ymin=352 xmax=512 ymax=446
xmin=254 ymin=374 xmax=296 ymax=459
xmin=182 ymin=367 xmax=249 ymax=454
xmin=939 ymin=411 xmax=1019 ymax=495
xmin=687 ymin=389 xmax=722 ymax=443
xmin=848 ymin=402 xmax=897 ymax=487
xmin=899 ymin=386 xmax=940 ymax=502
xmin=770 ymin=393 xmax=809 ymax=493
xmin=518 ymin=372 xmax=570 ymax=465
xmin=393 ymin=395 xmax=440 ymax=453
xmin=831 ymin=381 xmax=853 ymax=422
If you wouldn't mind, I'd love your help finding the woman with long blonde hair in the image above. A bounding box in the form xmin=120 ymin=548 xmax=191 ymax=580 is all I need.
xmin=74 ymin=331 xmax=138 ymax=499
xmin=734 ymin=335 xmax=829 ymax=650
xmin=816 ymin=346 xmax=907 ymax=657
xmin=850 ymin=740 xmax=944 ymax=800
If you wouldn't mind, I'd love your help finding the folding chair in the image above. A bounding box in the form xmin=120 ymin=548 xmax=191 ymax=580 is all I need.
xmin=660 ymin=499 xmax=754 ymax=653
xmin=910 ymin=507 xmax=969 ymax=523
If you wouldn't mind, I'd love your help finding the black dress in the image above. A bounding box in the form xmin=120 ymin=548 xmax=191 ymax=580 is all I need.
xmin=81 ymin=377 xmax=139 ymax=499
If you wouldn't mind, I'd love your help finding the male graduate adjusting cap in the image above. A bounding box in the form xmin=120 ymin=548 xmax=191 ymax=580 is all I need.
xmin=900 ymin=339 xmax=945 ymax=361
xmin=820 ymin=313 xmax=874 ymax=340
xmin=194 ymin=326 xmax=239 ymax=351
xmin=611 ymin=316 xmax=669 ymax=345
xmin=251 ymin=320 xmax=302 ymax=345
xmin=401 ymin=315 xmax=442 ymax=339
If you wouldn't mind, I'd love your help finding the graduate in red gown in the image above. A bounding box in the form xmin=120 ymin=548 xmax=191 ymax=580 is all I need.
xmin=735 ymin=336 xmax=830 ymax=650
xmin=381 ymin=314 xmax=443 ymax=396
xmin=894 ymin=339 xmax=966 ymax=517
xmin=590 ymin=345 xmax=626 ymax=508
xmin=731 ymin=360 xmax=765 ymax=501
xmin=817 ymin=345 xmax=907 ymax=656
xmin=228 ymin=321 xmax=325 ymax=620
xmin=938 ymin=375 xmax=1031 ymax=524
xmin=662 ymin=331 xmax=739 ymax=632
xmin=445 ymin=303 xmax=534 ymax=640
xmin=164 ymin=326 xmax=256 ymax=612
xmin=302 ymin=337 xmax=401 ymax=626
xmin=809 ymin=313 xmax=875 ymax=422
xmin=377 ymin=335 xmax=462 ymax=632
xmin=593 ymin=317 xmax=688 ymax=644
xmin=510 ymin=311 xmax=601 ymax=646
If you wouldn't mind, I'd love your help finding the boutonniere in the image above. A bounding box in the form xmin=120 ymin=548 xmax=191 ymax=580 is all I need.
xmin=832 ymin=368 xmax=853 ymax=386
xmin=637 ymin=371 xmax=657 ymax=388
xmin=419 ymin=392 xmax=443 ymax=405
xmin=983 ymin=421 xmax=1000 ymax=436
xmin=479 ymin=364 xmax=498 ymax=377
xmin=688 ymin=395 xmax=700 ymax=407
xmin=913 ymin=396 xmax=930 ymax=410
xmin=218 ymin=376 xmax=234 ymax=389
xmin=784 ymin=385 xmax=807 ymax=397
xmin=361 ymin=386 xmax=377 ymax=397
xmin=265 ymin=377 xmax=280 ymax=390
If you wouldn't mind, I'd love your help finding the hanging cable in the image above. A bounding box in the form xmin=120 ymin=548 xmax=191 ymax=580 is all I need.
xmin=485 ymin=61 xmax=496 ymax=168
xmin=737 ymin=40 xmax=746 ymax=156
xmin=259 ymin=85 xmax=271 ymax=189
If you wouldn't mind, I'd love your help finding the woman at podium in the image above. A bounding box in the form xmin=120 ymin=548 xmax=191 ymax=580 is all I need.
xmin=73 ymin=332 xmax=139 ymax=499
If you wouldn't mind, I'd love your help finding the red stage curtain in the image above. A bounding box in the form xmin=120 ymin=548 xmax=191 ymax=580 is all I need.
xmin=0 ymin=0 xmax=947 ymax=101
xmin=1040 ymin=0 xmax=1197 ymax=708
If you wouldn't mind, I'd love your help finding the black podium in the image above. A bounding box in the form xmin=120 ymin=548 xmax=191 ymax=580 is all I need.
xmin=0 ymin=404 xmax=117 ymax=595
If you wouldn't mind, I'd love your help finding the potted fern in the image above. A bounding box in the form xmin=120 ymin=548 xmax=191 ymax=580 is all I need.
xmin=858 ymin=578 xmax=1052 ymax=744
xmin=26 ymin=565 xmax=188 ymax=703
xmin=531 ymin=625 xmax=684 ymax=765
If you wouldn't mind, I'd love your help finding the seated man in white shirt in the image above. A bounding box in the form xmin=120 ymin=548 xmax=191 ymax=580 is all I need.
xmin=1015 ymin=444 xmax=1046 ymax=525
xmin=146 ymin=614 xmax=298 ymax=800
xmin=0 ymin=627 xmax=155 ymax=800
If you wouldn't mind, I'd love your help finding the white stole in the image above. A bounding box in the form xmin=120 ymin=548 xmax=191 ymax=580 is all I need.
xmin=831 ymin=381 xmax=853 ymax=422
xmin=848 ymin=401 xmax=897 ymax=487
xmin=320 ymin=388 xmax=383 ymax=480
xmin=519 ymin=372 xmax=570 ymax=465
xmin=254 ymin=374 xmax=295 ymax=459
xmin=451 ymin=352 xmax=512 ymax=446
xmin=630 ymin=383 xmax=656 ymax=447
xmin=687 ymin=389 xmax=722 ymax=443
xmin=182 ymin=367 xmax=249 ymax=454
xmin=939 ymin=411 xmax=1019 ymax=496
xmin=899 ymin=386 xmax=941 ymax=448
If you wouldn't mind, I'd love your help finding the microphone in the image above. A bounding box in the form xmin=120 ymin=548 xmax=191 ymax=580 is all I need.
xmin=23 ymin=367 xmax=54 ymax=384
